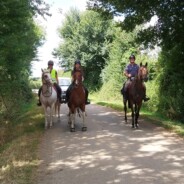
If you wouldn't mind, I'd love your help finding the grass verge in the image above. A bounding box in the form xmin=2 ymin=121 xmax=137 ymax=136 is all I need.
xmin=0 ymin=98 xmax=44 ymax=184
xmin=90 ymin=93 xmax=184 ymax=138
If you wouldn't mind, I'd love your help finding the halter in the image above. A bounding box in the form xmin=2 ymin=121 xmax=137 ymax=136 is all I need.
xmin=41 ymin=70 xmax=54 ymax=97
xmin=73 ymin=71 xmax=83 ymax=87
xmin=138 ymin=64 xmax=148 ymax=82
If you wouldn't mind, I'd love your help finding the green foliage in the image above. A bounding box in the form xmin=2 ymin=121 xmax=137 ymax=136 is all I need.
xmin=29 ymin=78 xmax=42 ymax=89
xmin=87 ymin=0 xmax=184 ymax=49
xmin=88 ymin=0 xmax=184 ymax=123
xmin=0 ymin=0 xmax=48 ymax=119
xmin=157 ymin=46 xmax=184 ymax=121
xmin=55 ymin=9 xmax=113 ymax=89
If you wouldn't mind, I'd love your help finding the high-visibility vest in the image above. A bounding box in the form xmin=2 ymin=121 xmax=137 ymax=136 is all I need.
xmin=50 ymin=69 xmax=57 ymax=83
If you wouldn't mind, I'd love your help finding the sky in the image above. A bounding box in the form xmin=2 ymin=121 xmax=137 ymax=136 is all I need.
xmin=31 ymin=0 xmax=88 ymax=77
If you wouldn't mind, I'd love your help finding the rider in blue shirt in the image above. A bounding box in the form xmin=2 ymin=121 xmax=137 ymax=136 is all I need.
xmin=122 ymin=54 xmax=150 ymax=102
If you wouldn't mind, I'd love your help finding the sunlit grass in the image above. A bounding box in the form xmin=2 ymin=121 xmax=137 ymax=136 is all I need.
xmin=0 ymin=98 xmax=44 ymax=184
xmin=90 ymin=92 xmax=184 ymax=137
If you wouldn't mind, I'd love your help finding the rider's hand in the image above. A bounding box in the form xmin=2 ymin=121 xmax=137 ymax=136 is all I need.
xmin=128 ymin=74 xmax=131 ymax=78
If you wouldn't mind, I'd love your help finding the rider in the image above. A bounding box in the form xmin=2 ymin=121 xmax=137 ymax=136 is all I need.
xmin=37 ymin=60 xmax=62 ymax=106
xmin=65 ymin=60 xmax=90 ymax=105
xmin=122 ymin=54 xmax=150 ymax=102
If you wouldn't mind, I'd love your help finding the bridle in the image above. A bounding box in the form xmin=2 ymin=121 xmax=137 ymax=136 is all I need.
xmin=73 ymin=71 xmax=83 ymax=88
xmin=41 ymin=71 xmax=53 ymax=97
xmin=138 ymin=65 xmax=148 ymax=82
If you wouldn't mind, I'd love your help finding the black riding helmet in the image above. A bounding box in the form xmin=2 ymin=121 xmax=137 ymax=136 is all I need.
xmin=48 ymin=60 xmax=54 ymax=65
xmin=74 ymin=60 xmax=81 ymax=65
xmin=129 ymin=54 xmax=135 ymax=60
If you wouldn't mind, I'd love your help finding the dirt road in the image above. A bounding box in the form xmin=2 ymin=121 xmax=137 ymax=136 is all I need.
xmin=37 ymin=104 xmax=184 ymax=184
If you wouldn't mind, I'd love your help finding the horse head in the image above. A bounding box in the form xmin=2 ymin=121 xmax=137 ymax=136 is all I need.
xmin=73 ymin=70 xmax=83 ymax=86
xmin=138 ymin=62 xmax=149 ymax=82
xmin=41 ymin=69 xmax=52 ymax=84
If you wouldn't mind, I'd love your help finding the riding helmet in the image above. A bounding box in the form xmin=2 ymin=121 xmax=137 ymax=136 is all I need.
xmin=129 ymin=54 xmax=135 ymax=60
xmin=48 ymin=60 xmax=54 ymax=65
xmin=74 ymin=60 xmax=81 ymax=65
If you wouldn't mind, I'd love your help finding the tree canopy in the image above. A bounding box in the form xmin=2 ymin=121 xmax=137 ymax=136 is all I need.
xmin=55 ymin=8 xmax=113 ymax=89
xmin=87 ymin=0 xmax=184 ymax=49
xmin=0 ymin=0 xmax=49 ymax=116
xmin=87 ymin=0 xmax=184 ymax=121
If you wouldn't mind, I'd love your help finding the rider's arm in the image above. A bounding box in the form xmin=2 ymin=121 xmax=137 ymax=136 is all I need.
xmin=124 ymin=70 xmax=131 ymax=78
xmin=124 ymin=65 xmax=131 ymax=78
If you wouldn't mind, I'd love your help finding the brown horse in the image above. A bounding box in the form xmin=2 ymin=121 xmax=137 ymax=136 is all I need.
xmin=123 ymin=62 xmax=149 ymax=128
xmin=68 ymin=70 xmax=87 ymax=132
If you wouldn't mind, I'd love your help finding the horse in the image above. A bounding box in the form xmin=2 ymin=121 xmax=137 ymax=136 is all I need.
xmin=67 ymin=70 xmax=87 ymax=132
xmin=123 ymin=62 xmax=149 ymax=128
xmin=55 ymin=98 xmax=61 ymax=119
xmin=40 ymin=69 xmax=59 ymax=129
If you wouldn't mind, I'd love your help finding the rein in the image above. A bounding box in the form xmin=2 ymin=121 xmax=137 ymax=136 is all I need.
xmin=42 ymin=83 xmax=53 ymax=97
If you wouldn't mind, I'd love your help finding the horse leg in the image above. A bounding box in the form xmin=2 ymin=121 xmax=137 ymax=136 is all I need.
xmin=58 ymin=102 xmax=60 ymax=119
xmin=135 ymin=104 xmax=141 ymax=128
xmin=81 ymin=111 xmax=87 ymax=131
xmin=130 ymin=105 xmax=135 ymax=128
xmin=43 ymin=106 xmax=48 ymax=129
xmin=68 ymin=110 xmax=71 ymax=125
xmin=70 ymin=113 xmax=75 ymax=132
xmin=123 ymin=99 xmax=128 ymax=123
xmin=49 ymin=104 xmax=55 ymax=128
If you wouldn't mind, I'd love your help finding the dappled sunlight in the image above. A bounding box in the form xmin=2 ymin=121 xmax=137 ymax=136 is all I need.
xmin=139 ymin=141 xmax=170 ymax=152
xmin=37 ymin=104 xmax=184 ymax=184
xmin=31 ymin=113 xmax=44 ymax=119
xmin=96 ymin=111 xmax=120 ymax=116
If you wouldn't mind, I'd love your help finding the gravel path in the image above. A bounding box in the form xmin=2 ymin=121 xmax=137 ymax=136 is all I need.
xmin=37 ymin=104 xmax=184 ymax=184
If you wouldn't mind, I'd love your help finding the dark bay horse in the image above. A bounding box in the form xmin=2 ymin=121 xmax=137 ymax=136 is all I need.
xmin=123 ymin=62 xmax=149 ymax=128
xmin=68 ymin=70 xmax=87 ymax=132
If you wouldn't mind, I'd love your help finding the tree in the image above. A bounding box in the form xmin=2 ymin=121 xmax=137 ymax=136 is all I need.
xmin=87 ymin=0 xmax=184 ymax=121
xmin=87 ymin=0 xmax=184 ymax=49
xmin=0 ymin=0 xmax=48 ymax=116
xmin=55 ymin=8 xmax=113 ymax=89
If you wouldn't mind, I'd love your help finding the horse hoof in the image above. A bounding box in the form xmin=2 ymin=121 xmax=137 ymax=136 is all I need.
xmin=136 ymin=125 xmax=139 ymax=129
xmin=82 ymin=127 xmax=87 ymax=131
xmin=70 ymin=128 xmax=75 ymax=132
xmin=131 ymin=125 xmax=135 ymax=129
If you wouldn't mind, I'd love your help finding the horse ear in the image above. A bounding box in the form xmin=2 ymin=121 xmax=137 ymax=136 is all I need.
xmin=140 ymin=62 xmax=142 ymax=66
xmin=41 ymin=68 xmax=44 ymax=72
xmin=145 ymin=62 xmax=148 ymax=67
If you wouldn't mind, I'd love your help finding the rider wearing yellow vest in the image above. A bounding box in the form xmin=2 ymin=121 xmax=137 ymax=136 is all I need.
xmin=50 ymin=69 xmax=57 ymax=83
xmin=37 ymin=60 xmax=62 ymax=106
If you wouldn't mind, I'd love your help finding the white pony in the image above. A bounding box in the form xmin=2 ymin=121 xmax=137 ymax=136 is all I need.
xmin=40 ymin=69 xmax=58 ymax=129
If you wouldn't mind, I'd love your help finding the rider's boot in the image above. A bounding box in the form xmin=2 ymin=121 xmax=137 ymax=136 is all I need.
xmin=37 ymin=99 xmax=41 ymax=106
xmin=59 ymin=97 xmax=62 ymax=103
xmin=143 ymin=95 xmax=150 ymax=102
xmin=85 ymin=99 xmax=90 ymax=105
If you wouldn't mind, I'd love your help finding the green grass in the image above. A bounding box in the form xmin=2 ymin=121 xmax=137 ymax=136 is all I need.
xmin=0 ymin=98 xmax=44 ymax=184
xmin=90 ymin=92 xmax=184 ymax=137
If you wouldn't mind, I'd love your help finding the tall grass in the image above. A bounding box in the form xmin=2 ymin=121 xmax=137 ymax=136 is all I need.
xmin=90 ymin=80 xmax=184 ymax=137
xmin=0 ymin=97 xmax=44 ymax=184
